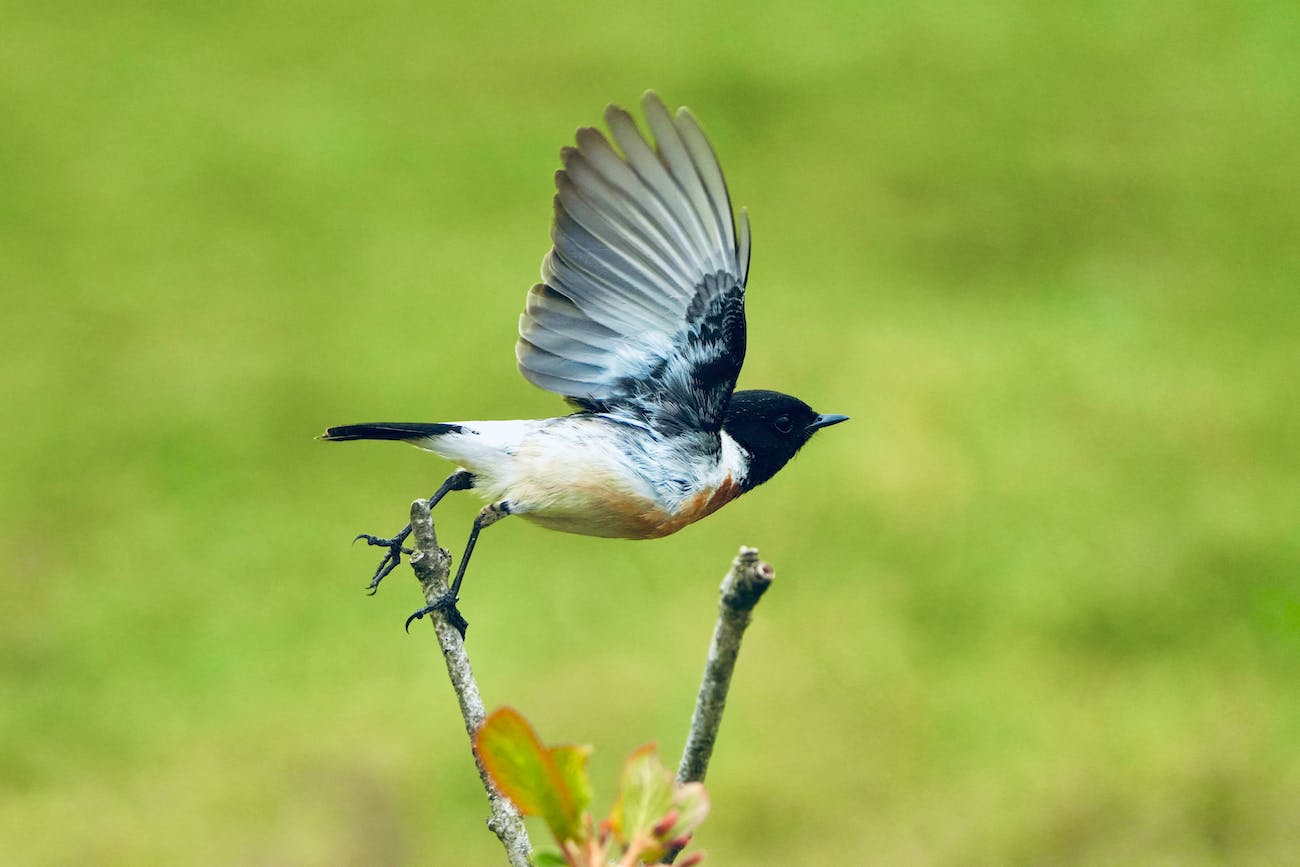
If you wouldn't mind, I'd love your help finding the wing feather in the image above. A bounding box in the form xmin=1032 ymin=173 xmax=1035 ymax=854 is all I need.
xmin=555 ymin=172 xmax=684 ymax=300
xmin=675 ymin=107 xmax=736 ymax=264
xmin=517 ymin=92 xmax=749 ymax=433
xmin=562 ymin=146 xmax=701 ymax=283
xmin=736 ymin=206 xmax=751 ymax=285
xmin=641 ymin=95 xmax=727 ymax=273
xmin=604 ymin=106 xmax=711 ymax=275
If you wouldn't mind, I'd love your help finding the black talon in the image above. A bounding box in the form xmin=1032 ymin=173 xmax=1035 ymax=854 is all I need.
xmin=403 ymin=603 xmax=436 ymax=631
xmin=404 ymin=594 xmax=469 ymax=638
xmin=400 ymin=500 xmax=506 ymax=638
xmin=351 ymin=472 xmax=475 ymax=596
xmin=353 ymin=533 xmax=413 ymax=555
xmin=365 ymin=554 xmax=401 ymax=595
xmin=352 ymin=528 xmax=415 ymax=593
xmin=354 ymin=532 xmax=414 ymax=559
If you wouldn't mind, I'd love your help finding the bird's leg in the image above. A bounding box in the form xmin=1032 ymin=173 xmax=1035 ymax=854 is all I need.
xmin=405 ymin=499 xmax=511 ymax=636
xmin=355 ymin=469 xmax=474 ymax=594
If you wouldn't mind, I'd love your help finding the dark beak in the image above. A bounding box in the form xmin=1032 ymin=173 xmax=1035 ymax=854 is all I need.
xmin=807 ymin=413 xmax=849 ymax=432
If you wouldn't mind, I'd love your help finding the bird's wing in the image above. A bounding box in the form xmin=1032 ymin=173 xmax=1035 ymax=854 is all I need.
xmin=516 ymin=91 xmax=751 ymax=436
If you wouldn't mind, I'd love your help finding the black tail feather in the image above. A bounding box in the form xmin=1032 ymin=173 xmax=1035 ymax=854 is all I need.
xmin=320 ymin=422 xmax=463 ymax=442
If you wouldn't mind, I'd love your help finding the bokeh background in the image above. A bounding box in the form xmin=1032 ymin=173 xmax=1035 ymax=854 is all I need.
xmin=3 ymin=1 xmax=1298 ymax=864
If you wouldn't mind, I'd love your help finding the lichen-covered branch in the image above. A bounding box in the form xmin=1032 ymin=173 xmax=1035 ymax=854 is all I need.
xmin=407 ymin=498 xmax=532 ymax=867
xmin=676 ymin=546 xmax=775 ymax=784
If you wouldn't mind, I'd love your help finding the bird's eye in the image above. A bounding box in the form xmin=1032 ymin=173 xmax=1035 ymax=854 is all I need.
xmin=773 ymin=415 xmax=793 ymax=434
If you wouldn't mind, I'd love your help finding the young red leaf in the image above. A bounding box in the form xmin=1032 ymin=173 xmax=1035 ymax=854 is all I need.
xmin=474 ymin=707 xmax=588 ymax=843
xmin=669 ymin=782 xmax=710 ymax=841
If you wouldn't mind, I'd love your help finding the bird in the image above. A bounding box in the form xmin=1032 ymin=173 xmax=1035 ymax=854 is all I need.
xmin=322 ymin=91 xmax=848 ymax=634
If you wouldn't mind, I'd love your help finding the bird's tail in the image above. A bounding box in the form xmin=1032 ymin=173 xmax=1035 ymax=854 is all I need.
xmin=319 ymin=422 xmax=463 ymax=442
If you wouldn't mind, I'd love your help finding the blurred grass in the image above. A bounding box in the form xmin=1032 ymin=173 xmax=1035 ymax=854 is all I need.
xmin=2 ymin=0 xmax=1298 ymax=863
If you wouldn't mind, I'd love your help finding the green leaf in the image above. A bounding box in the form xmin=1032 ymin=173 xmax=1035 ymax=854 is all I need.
xmin=475 ymin=707 xmax=588 ymax=843
xmin=608 ymin=745 xmax=710 ymax=862
xmin=550 ymin=743 xmax=594 ymax=818
xmin=608 ymin=744 xmax=673 ymax=847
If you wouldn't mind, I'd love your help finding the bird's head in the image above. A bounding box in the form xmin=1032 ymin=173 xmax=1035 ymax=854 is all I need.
xmin=722 ymin=389 xmax=849 ymax=490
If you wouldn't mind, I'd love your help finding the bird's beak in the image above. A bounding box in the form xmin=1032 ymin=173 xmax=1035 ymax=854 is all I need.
xmin=807 ymin=413 xmax=849 ymax=432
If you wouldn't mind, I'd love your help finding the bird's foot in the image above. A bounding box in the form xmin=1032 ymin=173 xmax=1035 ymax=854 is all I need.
xmin=405 ymin=593 xmax=469 ymax=638
xmin=353 ymin=529 xmax=413 ymax=594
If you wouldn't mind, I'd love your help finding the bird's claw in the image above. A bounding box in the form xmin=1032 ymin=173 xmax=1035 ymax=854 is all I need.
xmin=353 ymin=533 xmax=414 ymax=555
xmin=353 ymin=533 xmax=413 ymax=594
xmin=404 ymin=593 xmax=469 ymax=638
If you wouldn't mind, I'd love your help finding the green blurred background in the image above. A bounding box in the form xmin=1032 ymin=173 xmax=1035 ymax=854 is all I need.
xmin=3 ymin=1 xmax=1298 ymax=863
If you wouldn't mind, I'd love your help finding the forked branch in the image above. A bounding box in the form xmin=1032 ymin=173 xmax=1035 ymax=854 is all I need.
xmin=405 ymin=500 xmax=774 ymax=867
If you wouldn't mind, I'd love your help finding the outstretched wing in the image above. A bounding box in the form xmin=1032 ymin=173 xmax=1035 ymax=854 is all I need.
xmin=516 ymin=91 xmax=751 ymax=436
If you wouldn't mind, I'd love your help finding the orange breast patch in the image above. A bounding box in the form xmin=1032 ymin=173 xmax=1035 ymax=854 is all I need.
xmin=640 ymin=474 xmax=742 ymax=539
xmin=518 ymin=474 xmax=743 ymax=540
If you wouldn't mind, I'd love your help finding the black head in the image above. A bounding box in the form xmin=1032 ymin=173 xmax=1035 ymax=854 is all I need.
xmin=722 ymin=389 xmax=849 ymax=490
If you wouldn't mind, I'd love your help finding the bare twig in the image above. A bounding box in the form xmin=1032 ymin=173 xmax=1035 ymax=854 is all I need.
xmin=677 ymin=546 xmax=775 ymax=784
xmin=657 ymin=547 xmax=773 ymax=864
xmin=407 ymin=498 xmax=533 ymax=867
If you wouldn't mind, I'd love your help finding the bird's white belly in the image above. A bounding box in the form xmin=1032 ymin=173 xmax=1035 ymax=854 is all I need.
xmin=482 ymin=435 xmax=667 ymax=538
xmin=427 ymin=418 xmax=745 ymax=540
